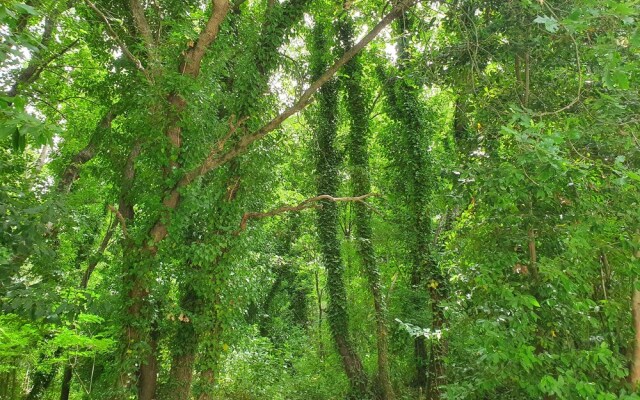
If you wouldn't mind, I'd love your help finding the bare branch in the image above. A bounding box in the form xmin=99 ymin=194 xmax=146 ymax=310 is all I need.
xmin=235 ymin=193 xmax=379 ymax=234
xmin=6 ymin=16 xmax=62 ymax=97
xmin=84 ymin=0 xmax=150 ymax=80
xmin=217 ymin=115 xmax=249 ymax=151
xmin=58 ymin=106 xmax=118 ymax=193
xmin=181 ymin=0 xmax=416 ymax=187
xmin=80 ymin=217 xmax=117 ymax=288
xmin=108 ymin=205 xmax=129 ymax=238
xmin=183 ymin=0 xmax=230 ymax=77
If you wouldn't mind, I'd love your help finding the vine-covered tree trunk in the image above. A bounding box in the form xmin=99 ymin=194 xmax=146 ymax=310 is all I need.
xmin=164 ymin=283 xmax=200 ymax=400
xmin=390 ymin=16 xmax=429 ymax=392
xmin=311 ymin=19 xmax=368 ymax=399
xmin=387 ymin=13 xmax=444 ymax=397
xmin=339 ymin=14 xmax=395 ymax=400
xmin=194 ymin=294 xmax=223 ymax=400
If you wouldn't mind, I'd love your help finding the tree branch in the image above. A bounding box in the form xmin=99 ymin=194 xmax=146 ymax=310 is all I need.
xmin=144 ymin=0 xmax=413 ymax=247
xmin=108 ymin=205 xmax=129 ymax=238
xmin=80 ymin=217 xmax=117 ymax=288
xmin=129 ymin=0 xmax=155 ymax=53
xmin=58 ymin=106 xmax=119 ymax=193
xmin=182 ymin=0 xmax=230 ymax=77
xmin=6 ymin=16 xmax=58 ymax=97
xmin=235 ymin=194 xmax=378 ymax=234
xmin=180 ymin=0 xmax=416 ymax=187
xmin=11 ymin=39 xmax=80 ymax=98
xmin=85 ymin=0 xmax=150 ymax=80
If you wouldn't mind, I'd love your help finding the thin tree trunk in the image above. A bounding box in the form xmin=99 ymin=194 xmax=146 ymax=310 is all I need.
xmin=426 ymin=271 xmax=445 ymax=399
xmin=339 ymin=14 xmax=395 ymax=400
xmin=386 ymin=13 xmax=435 ymax=393
xmin=58 ymin=365 xmax=72 ymax=400
xmin=311 ymin=20 xmax=368 ymax=399
xmin=315 ymin=270 xmax=324 ymax=358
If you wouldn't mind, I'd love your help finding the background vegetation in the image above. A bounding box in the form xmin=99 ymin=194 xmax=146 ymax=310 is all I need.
xmin=1 ymin=0 xmax=639 ymax=399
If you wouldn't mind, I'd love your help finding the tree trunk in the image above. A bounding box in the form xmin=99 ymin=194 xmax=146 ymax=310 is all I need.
xmin=195 ymin=316 xmax=223 ymax=400
xmin=137 ymin=328 xmax=159 ymax=400
xmin=59 ymin=365 xmax=72 ymax=400
xmin=164 ymin=284 xmax=200 ymax=400
xmin=339 ymin=14 xmax=395 ymax=400
xmin=311 ymin=20 xmax=369 ymax=399
xmin=386 ymin=14 xmax=435 ymax=393
xmin=427 ymin=279 xmax=446 ymax=399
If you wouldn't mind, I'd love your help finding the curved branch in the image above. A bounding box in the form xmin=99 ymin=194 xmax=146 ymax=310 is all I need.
xmin=235 ymin=193 xmax=379 ymax=234
xmin=182 ymin=0 xmax=230 ymax=77
xmin=108 ymin=205 xmax=129 ymax=238
xmin=58 ymin=106 xmax=119 ymax=193
xmin=85 ymin=0 xmax=150 ymax=80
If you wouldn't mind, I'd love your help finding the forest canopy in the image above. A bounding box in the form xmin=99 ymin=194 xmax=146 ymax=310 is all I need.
xmin=0 ymin=0 xmax=639 ymax=399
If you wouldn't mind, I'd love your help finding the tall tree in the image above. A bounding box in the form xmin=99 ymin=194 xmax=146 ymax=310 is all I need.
xmin=338 ymin=12 xmax=395 ymax=400
xmin=310 ymin=17 xmax=369 ymax=399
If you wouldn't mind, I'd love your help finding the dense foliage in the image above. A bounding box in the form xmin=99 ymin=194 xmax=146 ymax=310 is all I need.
xmin=1 ymin=0 xmax=639 ymax=399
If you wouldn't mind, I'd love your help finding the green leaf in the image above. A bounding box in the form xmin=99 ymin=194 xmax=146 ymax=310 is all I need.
xmin=14 ymin=3 xmax=38 ymax=15
xmin=627 ymin=170 xmax=640 ymax=182
xmin=534 ymin=15 xmax=560 ymax=33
